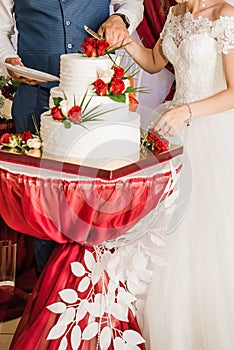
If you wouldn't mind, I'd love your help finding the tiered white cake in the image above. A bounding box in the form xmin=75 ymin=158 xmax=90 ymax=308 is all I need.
xmin=40 ymin=53 xmax=140 ymax=168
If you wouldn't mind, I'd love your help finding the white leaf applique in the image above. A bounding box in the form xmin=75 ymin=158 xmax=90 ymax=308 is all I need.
xmin=113 ymin=337 xmax=126 ymax=349
xmin=100 ymin=326 xmax=112 ymax=350
xmin=75 ymin=300 xmax=88 ymax=322
xmin=122 ymin=329 xmax=146 ymax=345
xmin=71 ymin=325 xmax=81 ymax=350
xmin=46 ymin=323 xmax=67 ymax=340
xmin=47 ymin=302 xmax=67 ymax=314
xmin=85 ymin=302 xmax=104 ymax=318
xmin=58 ymin=336 xmax=68 ymax=350
xmin=117 ymin=288 xmax=137 ymax=306
xmin=109 ymin=303 xmax=129 ymax=322
xmin=84 ymin=250 xmax=95 ymax=271
xmin=77 ymin=276 xmax=90 ymax=292
xmin=82 ymin=321 xmax=99 ymax=340
xmin=71 ymin=261 xmax=86 ymax=277
xmin=59 ymin=289 xmax=78 ymax=304
xmin=57 ymin=307 xmax=76 ymax=325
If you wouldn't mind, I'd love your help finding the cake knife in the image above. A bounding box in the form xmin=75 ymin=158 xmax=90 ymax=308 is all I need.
xmin=84 ymin=25 xmax=102 ymax=40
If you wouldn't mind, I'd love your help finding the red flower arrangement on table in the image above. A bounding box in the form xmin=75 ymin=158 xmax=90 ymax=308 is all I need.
xmin=0 ymin=116 xmax=42 ymax=157
xmin=141 ymin=130 xmax=169 ymax=153
xmin=0 ymin=130 xmax=42 ymax=157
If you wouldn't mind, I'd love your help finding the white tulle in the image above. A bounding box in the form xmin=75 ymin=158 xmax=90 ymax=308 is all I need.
xmin=144 ymin=10 xmax=234 ymax=350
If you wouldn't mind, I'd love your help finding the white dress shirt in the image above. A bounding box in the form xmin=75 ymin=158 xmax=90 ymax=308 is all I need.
xmin=0 ymin=0 xmax=144 ymax=74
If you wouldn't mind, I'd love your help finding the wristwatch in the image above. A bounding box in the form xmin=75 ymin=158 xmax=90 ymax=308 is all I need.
xmin=111 ymin=13 xmax=130 ymax=29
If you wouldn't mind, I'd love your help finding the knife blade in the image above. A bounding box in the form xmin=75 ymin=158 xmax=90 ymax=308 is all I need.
xmin=84 ymin=25 xmax=102 ymax=40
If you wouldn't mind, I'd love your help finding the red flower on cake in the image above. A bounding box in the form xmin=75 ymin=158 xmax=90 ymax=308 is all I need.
xmin=110 ymin=77 xmax=125 ymax=95
xmin=141 ymin=130 xmax=169 ymax=153
xmin=81 ymin=37 xmax=109 ymax=57
xmin=92 ymin=79 xmax=109 ymax=96
xmin=51 ymin=106 xmax=65 ymax=121
xmin=92 ymin=62 xmax=147 ymax=105
xmin=49 ymin=93 xmax=113 ymax=129
xmin=96 ymin=40 xmax=109 ymax=56
xmin=68 ymin=105 xmax=82 ymax=123
xmin=113 ymin=66 xmax=125 ymax=79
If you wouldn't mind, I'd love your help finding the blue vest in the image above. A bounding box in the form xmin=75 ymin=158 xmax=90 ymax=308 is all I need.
xmin=14 ymin=0 xmax=110 ymax=77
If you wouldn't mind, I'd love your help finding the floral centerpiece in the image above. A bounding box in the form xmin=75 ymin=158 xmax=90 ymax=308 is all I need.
xmin=0 ymin=116 xmax=42 ymax=157
xmin=141 ymin=129 xmax=169 ymax=153
xmin=0 ymin=130 xmax=42 ymax=157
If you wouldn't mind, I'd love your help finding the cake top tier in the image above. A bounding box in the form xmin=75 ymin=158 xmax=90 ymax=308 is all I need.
xmin=59 ymin=53 xmax=118 ymax=96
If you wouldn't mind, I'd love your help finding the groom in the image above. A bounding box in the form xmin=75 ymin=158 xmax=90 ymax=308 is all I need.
xmin=0 ymin=0 xmax=144 ymax=273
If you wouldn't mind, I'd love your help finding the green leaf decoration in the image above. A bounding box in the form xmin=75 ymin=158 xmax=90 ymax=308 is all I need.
xmin=79 ymin=88 xmax=89 ymax=108
xmin=109 ymin=94 xmax=126 ymax=103
xmin=53 ymin=97 xmax=63 ymax=107
xmin=63 ymin=120 xmax=71 ymax=129
xmin=62 ymin=91 xmax=68 ymax=100
xmin=124 ymin=86 xmax=135 ymax=93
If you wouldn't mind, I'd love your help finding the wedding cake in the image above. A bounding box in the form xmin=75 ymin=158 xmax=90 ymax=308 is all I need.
xmin=40 ymin=53 xmax=141 ymax=168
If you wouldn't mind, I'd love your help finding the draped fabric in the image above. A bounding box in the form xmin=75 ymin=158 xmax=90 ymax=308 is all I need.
xmin=136 ymin=0 xmax=176 ymax=49
xmin=0 ymin=169 xmax=172 ymax=246
xmin=136 ymin=0 xmax=177 ymax=101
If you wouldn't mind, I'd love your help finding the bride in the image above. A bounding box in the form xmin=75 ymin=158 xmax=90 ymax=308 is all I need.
xmin=125 ymin=0 xmax=234 ymax=349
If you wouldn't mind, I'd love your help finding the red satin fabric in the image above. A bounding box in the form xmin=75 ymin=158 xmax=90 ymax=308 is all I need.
xmin=137 ymin=0 xmax=176 ymax=49
xmin=0 ymin=169 xmax=172 ymax=246
xmin=10 ymin=242 xmax=146 ymax=350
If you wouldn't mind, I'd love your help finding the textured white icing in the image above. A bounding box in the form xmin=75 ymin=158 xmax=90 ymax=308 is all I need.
xmin=50 ymin=53 xmax=122 ymax=107
xmin=42 ymin=53 xmax=139 ymax=167
xmin=41 ymin=105 xmax=140 ymax=167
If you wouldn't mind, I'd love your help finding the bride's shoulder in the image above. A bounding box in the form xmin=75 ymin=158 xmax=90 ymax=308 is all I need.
xmin=218 ymin=2 xmax=234 ymax=18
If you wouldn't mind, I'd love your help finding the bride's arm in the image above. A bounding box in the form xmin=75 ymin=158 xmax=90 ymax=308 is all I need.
xmin=124 ymin=38 xmax=168 ymax=74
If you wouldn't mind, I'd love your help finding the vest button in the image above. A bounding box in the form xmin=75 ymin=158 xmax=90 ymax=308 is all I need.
xmin=66 ymin=20 xmax=71 ymax=26
xmin=67 ymin=43 xmax=73 ymax=49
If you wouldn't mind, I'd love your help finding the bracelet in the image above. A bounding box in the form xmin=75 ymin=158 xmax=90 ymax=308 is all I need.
xmin=185 ymin=103 xmax=192 ymax=126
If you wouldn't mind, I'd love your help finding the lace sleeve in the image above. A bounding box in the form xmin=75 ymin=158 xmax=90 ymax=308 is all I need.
xmin=213 ymin=16 xmax=234 ymax=54
xmin=160 ymin=7 xmax=173 ymax=41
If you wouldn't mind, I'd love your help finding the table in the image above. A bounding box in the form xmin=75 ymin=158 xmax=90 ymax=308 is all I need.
xmin=0 ymin=149 xmax=183 ymax=350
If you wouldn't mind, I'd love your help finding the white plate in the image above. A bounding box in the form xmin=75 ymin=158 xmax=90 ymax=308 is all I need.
xmin=3 ymin=63 xmax=59 ymax=82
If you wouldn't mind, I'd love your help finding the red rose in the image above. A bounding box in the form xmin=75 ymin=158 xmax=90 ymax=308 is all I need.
xmin=21 ymin=130 xmax=33 ymax=142
xmin=154 ymin=137 xmax=169 ymax=152
xmin=93 ymin=79 xmax=109 ymax=96
xmin=51 ymin=106 xmax=65 ymax=120
xmin=81 ymin=37 xmax=97 ymax=57
xmin=113 ymin=66 xmax=125 ymax=79
xmin=0 ymin=133 xmax=12 ymax=144
xmin=110 ymin=77 xmax=125 ymax=94
xmin=146 ymin=131 xmax=157 ymax=143
xmin=96 ymin=39 xmax=109 ymax=56
xmin=68 ymin=106 xmax=82 ymax=123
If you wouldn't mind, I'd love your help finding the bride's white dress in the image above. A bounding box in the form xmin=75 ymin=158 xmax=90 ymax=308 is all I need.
xmin=145 ymin=9 xmax=234 ymax=350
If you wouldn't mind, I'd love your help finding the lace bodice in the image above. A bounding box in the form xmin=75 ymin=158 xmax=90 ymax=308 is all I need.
xmin=160 ymin=8 xmax=234 ymax=106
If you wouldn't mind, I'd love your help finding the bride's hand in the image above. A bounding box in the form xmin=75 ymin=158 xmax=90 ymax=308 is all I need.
xmin=150 ymin=104 xmax=191 ymax=137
